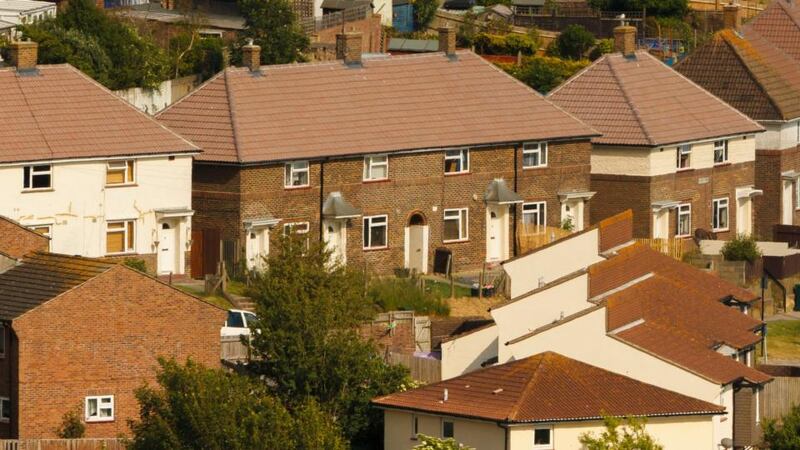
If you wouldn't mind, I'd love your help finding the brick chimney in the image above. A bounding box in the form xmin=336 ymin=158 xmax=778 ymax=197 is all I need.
xmin=8 ymin=40 xmax=38 ymax=71
xmin=242 ymin=39 xmax=261 ymax=72
xmin=438 ymin=27 xmax=456 ymax=56
xmin=613 ymin=25 xmax=637 ymax=57
xmin=336 ymin=32 xmax=362 ymax=66
xmin=724 ymin=2 xmax=741 ymax=32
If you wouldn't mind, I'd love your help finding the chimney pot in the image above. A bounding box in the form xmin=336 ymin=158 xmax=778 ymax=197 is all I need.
xmin=336 ymin=32 xmax=363 ymax=66
xmin=724 ymin=3 xmax=742 ymax=32
xmin=8 ymin=40 xmax=38 ymax=70
xmin=242 ymin=41 xmax=261 ymax=72
xmin=613 ymin=25 xmax=637 ymax=57
xmin=438 ymin=27 xmax=456 ymax=56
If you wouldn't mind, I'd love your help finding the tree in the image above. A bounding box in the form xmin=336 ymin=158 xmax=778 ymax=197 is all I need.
xmin=502 ymin=55 xmax=589 ymax=94
xmin=169 ymin=32 xmax=225 ymax=81
xmin=236 ymin=0 xmax=309 ymax=65
xmin=247 ymin=235 xmax=409 ymax=446
xmin=764 ymin=404 xmax=800 ymax=450
xmin=579 ymin=416 xmax=664 ymax=450
xmin=548 ymin=24 xmax=595 ymax=60
xmin=721 ymin=234 xmax=761 ymax=263
xmin=127 ymin=358 xmax=346 ymax=450
xmin=413 ymin=434 xmax=475 ymax=450
xmin=56 ymin=406 xmax=85 ymax=439
xmin=413 ymin=0 xmax=439 ymax=30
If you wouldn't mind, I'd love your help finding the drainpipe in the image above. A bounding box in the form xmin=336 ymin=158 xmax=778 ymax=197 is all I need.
xmin=512 ymin=144 xmax=519 ymax=256
xmin=319 ymin=160 xmax=326 ymax=242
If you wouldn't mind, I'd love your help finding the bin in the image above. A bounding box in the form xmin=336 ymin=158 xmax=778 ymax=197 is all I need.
xmin=471 ymin=283 xmax=480 ymax=297
xmin=794 ymin=284 xmax=800 ymax=311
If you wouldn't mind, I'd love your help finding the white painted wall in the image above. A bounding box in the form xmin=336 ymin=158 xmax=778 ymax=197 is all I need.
xmin=0 ymin=2 xmax=55 ymax=26
xmin=503 ymin=229 xmax=602 ymax=298
xmin=757 ymin=120 xmax=800 ymax=151
xmin=383 ymin=410 xmax=505 ymax=450
xmin=0 ymin=155 xmax=193 ymax=273
xmin=440 ymin=324 xmax=498 ymax=380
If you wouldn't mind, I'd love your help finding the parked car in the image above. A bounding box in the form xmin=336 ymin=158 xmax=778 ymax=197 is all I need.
xmin=221 ymin=309 xmax=258 ymax=337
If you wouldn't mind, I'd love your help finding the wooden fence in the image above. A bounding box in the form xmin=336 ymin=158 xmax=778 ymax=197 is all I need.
xmin=221 ymin=335 xmax=251 ymax=362
xmin=517 ymin=225 xmax=572 ymax=254
xmin=760 ymin=366 xmax=800 ymax=420
xmin=634 ymin=237 xmax=686 ymax=260
xmin=0 ymin=439 xmax=125 ymax=450
xmin=388 ymin=353 xmax=441 ymax=384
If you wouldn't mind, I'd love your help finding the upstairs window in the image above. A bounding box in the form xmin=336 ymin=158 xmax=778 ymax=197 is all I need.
xmin=283 ymin=222 xmax=310 ymax=236
xmin=363 ymin=215 xmax=388 ymax=249
xmin=106 ymin=160 xmax=135 ymax=185
xmin=85 ymin=395 xmax=114 ymax=422
xmin=23 ymin=164 xmax=51 ymax=190
xmin=677 ymin=204 xmax=692 ymax=237
xmin=443 ymin=208 xmax=468 ymax=242
xmin=363 ymin=155 xmax=388 ymax=181
xmin=523 ymin=142 xmax=548 ymax=168
xmin=712 ymin=198 xmax=729 ymax=231
xmin=284 ymin=161 xmax=309 ymax=187
xmin=533 ymin=427 xmax=553 ymax=449
xmin=676 ymin=145 xmax=691 ymax=169
xmin=714 ymin=140 xmax=729 ymax=164
xmin=444 ymin=149 xmax=469 ymax=174
xmin=106 ymin=220 xmax=135 ymax=254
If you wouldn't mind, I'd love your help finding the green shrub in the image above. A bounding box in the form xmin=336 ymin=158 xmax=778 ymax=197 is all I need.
xmin=547 ymin=24 xmax=595 ymax=60
xmin=414 ymin=434 xmax=475 ymax=450
xmin=123 ymin=258 xmax=148 ymax=273
xmin=500 ymin=55 xmax=590 ymax=94
xmin=474 ymin=32 xmax=539 ymax=56
xmin=368 ymin=277 xmax=450 ymax=316
xmin=721 ymin=234 xmax=761 ymax=263
xmin=56 ymin=407 xmax=85 ymax=439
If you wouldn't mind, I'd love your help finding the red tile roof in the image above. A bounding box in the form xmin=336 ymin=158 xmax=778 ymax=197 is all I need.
xmin=372 ymin=351 xmax=725 ymax=422
xmin=549 ymin=50 xmax=763 ymax=146
xmin=157 ymin=51 xmax=599 ymax=164
xmin=0 ymin=65 xmax=198 ymax=164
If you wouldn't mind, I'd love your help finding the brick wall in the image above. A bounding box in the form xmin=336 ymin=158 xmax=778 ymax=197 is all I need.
xmin=313 ymin=14 xmax=385 ymax=54
xmin=193 ymin=164 xmax=242 ymax=242
xmin=591 ymin=175 xmax=651 ymax=236
xmin=754 ymin=149 xmax=783 ymax=239
xmin=0 ymin=218 xmax=49 ymax=260
xmin=10 ymin=266 xmax=225 ymax=438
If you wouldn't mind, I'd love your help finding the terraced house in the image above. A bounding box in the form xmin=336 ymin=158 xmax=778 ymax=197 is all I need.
xmin=675 ymin=1 xmax=800 ymax=239
xmin=0 ymin=40 xmax=199 ymax=276
xmin=157 ymin=30 xmax=598 ymax=276
xmin=549 ymin=25 xmax=764 ymax=240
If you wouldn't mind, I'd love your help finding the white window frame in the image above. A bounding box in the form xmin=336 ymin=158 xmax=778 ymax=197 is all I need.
xmin=677 ymin=204 xmax=692 ymax=237
xmin=533 ymin=426 xmax=553 ymax=449
xmin=106 ymin=220 xmax=136 ymax=255
xmin=712 ymin=197 xmax=729 ymax=231
xmin=363 ymin=154 xmax=389 ymax=181
xmin=284 ymin=161 xmax=310 ymax=188
xmin=22 ymin=164 xmax=52 ymax=190
xmin=442 ymin=420 xmax=454 ymax=439
xmin=714 ymin=140 xmax=729 ymax=165
xmin=796 ymin=180 xmax=800 ymax=211
xmin=85 ymin=395 xmax=114 ymax=422
xmin=677 ymin=145 xmax=691 ymax=170
xmin=443 ymin=208 xmax=469 ymax=242
xmin=522 ymin=142 xmax=548 ymax=168
xmin=106 ymin=160 xmax=136 ymax=186
xmin=0 ymin=397 xmax=9 ymax=423
xmin=363 ymin=215 xmax=388 ymax=249
xmin=755 ymin=388 xmax=761 ymax=424
xmin=522 ymin=201 xmax=547 ymax=233
xmin=444 ymin=149 xmax=469 ymax=174
xmin=282 ymin=222 xmax=310 ymax=235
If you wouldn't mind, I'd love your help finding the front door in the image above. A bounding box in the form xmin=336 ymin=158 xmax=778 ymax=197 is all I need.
xmin=737 ymin=197 xmax=752 ymax=235
xmin=405 ymin=213 xmax=427 ymax=274
xmin=561 ymin=200 xmax=584 ymax=231
xmin=783 ymin=180 xmax=794 ymax=225
xmin=653 ymin=210 xmax=669 ymax=239
xmin=157 ymin=221 xmax=178 ymax=275
xmin=246 ymin=227 xmax=269 ymax=270
xmin=323 ymin=220 xmax=346 ymax=265
xmin=486 ymin=208 xmax=503 ymax=261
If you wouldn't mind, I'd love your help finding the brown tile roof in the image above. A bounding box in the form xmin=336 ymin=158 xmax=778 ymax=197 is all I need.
xmin=372 ymin=351 xmax=725 ymax=422
xmin=0 ymin=252 xmax=116 ymax=320
xmin=745 ymin=0 xmax=800 ymax=62
xmin=0 ymin=216 xmax=49 ymax=260
xmin=0 ymin=65 xmax=198 ymax=164
xmin=548 ymin=50 xmax=763 ymax=146
xmin=157 ymin=51 xmax=599 ymax=164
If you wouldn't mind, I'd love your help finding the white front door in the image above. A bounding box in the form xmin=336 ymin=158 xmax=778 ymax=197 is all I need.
xmin=157 ymin=221 xmax=178 ymax=275
xmin=783 ymin=180 xmax=795 ymax=225
xmin=323 ymin=220 xmax=346 ymax=265
xmin=653 ymin=210 xmax=669 ymax=239
xmin=486 ymin=206 xmax=506 ymax=262
xmin=405 ymin=213 xmax=428 ymax=274
xmin=737 ymin=197 xmax=753 ymax=235
xmin=560 ymin=200 xmax=584 ymax=231
xmin=246 ymin=227 xmax=269 ymax=270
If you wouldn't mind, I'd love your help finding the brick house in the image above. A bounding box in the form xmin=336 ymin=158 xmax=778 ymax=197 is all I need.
xmin=675 ymin=1 xmax=800 ymax=239
xmin=0 ymin=216 xmax=49 ymax=271
xmin=0 ymin=252 xmax=225 ymax=438
xmin=0 ymin=40 xmax=199 ymax=276
xmin=157 ymin=31 xmax=598 ymax=276
xmin=548 ymin=25 xmax=764 ymax=240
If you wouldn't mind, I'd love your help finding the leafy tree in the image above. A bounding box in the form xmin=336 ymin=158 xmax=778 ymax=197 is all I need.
xmin=579 ymin=416 xmax=664 ymax=450
xmin=721 ymin=234 xmax=761 ymax=263
xmin=764 ymin=404 xmax=800 ymax=449
xmin=127 ymin=358 xmax=346 ymax=450
xmin=56 ymin=406 xmax=85 ymax=438
xmin=501 ymin=55 xmax=589 ymax=94
xmin=548 ymin=24 xmax=595 ymax=60
xmin=413 ymin=0 xmax=439 ymax=30
xmin=457 ymin=11 xmax=480 ymax=47
xmin=413 ymin=434 xmax=475 ymax=449
xmin=236 ymin=0 xmax=309 ymax=65
xmin=588 ymin=37 xmax=614 ymax=60
xmin=247 ymin=234 xmax=409 ymax=445
xmin=169 ymin=32 xmax=225 ymax=81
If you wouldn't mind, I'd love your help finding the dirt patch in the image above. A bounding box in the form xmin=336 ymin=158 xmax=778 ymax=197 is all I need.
xmin=445 ymin=296 xmax=506 ymax=318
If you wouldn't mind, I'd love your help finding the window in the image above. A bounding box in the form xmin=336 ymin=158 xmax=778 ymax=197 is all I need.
xmin=22 ymin=164 xmax=51 ymax=190
xmin=29 ymin=225 xmax=51 ymax=238
xmin=677 ymin=204 xmax=691 ymax=237
xmin=523 ymin=142 xmax=548 ymax=168
xmin=444 ymin=149 xmax=469 ymax=174
xmin=442 ymin=420 xmax=454 ymax=439
xmin=676 ymin=145 xmax=691 ymax=169
xmin=106 ymin=160 xmax=135 ymax=185
xmin=363 ymin=215 xmax=388 ymax=249
xmin=85 ymin=395 xmax=114 ymax=422
xmin=712 ymin=198 xmax=729 ymax=231
xmin=443 ymin=208 xmax=468 ymax=242
xmin=533 ymin=427 xmax=552 ymax=449
xmin=283 ymin=222 xmax=310 ymax=235
xmin=522 ymin=202 xmax=547 ymax=233
xmin=106 ymin=220 xmax=135 ymax=254
xmin=227 ymin=311 xmax=245 ymax=328
xmin=284 ymin=161 xmax=309 ymax=187
xmin=714 ymin=140 xmax=729 ymax=164
xmin=363 ymin=154 xmax=388 ymax=181
xmin=244 ymin=312 xmax=257 ymax=327
xmin=0 ymin=398 xmax=9 ymax=423
xmin=756 ymin=388 xmax=761 ymax=424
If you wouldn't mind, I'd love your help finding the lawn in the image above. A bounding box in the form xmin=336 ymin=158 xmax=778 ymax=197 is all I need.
xmin=766 ymin=320 xmax=800 ymax=362
xmin=174 ymin=283 xmax=233 ymax=310
xmin=424 ymin=278 xmax=472 ymax=299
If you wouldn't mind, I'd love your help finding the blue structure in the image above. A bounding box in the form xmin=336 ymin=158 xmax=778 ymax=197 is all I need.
xmin=392 ymin=0 xmax=414 ymax=32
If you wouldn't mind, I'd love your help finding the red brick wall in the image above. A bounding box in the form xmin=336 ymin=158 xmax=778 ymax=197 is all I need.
xmin=754 ymin=146 xmax=800 ymax=239
xmin=0 ymin=218 xmax=49 ymax=260
xmin=193 ymin=164 xmax=242 ymax=242
xmin=10 ymin=266 xmax=225 ymax=438
xmin=591 ymin=174 xmax=651 ymax=236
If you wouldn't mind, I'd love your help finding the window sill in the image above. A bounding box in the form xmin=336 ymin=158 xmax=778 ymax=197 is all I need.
xmin=676 ymin=168 xmax=694 ymax=173
xmin=444 ymin=171 xmax=470 ymax=177
xmin=86 ymin=418 xmax=114 ymax=423
xmin=443 ymin=239 xmax=469 ymax=244
xmin=522 ymin=165 xmax=548 ymax=170
xmin=105 ymin=183 xmax=138 ymax=189
xmin=713 ymin=228 xmax=730 ymax=233
xmin=675 ymin=234 xmax=692 ymax=239
xmin=713 ymin=162 xmax=731 ymax=168
xmin=105 ymin=252 xmax=137 ymax=257
xmin=362 ymin=178 xmax=390 ymax=184
xmin=21 ymin=188 xmax=54 ymax=193
xmin=284 ymin=185 xmax=311 ymax=190
xmin=363 ymin=246 xmax=389 ymax=252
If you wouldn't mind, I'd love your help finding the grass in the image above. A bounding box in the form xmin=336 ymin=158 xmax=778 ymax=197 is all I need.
xmin=424 ymin=279 xmax=472 ymax=299
xmin=227 ymin=280 xmax=251 ymax=297
xmin=174 ymin=284 xmax=234 ymax=310
xmin=766 ymin=320 xmax=800 ymax=362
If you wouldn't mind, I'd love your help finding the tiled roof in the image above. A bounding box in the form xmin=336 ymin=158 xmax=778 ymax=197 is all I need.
xmin=372 ymin=351 xmax=725 ymax=422
xmin=157 ymin=51 xmax=599 ymax=164
xmin=0 ymin=65 xmax=199 ymax=164
xmin=0 ymin=216 xmax=49 ymax=260
xmin=548 ymin=50 xmax=763 ymax=146
xmin=0 ymin=252 xmax=115 ymax=320
xmin=745 ymin=0 xmax=800 ymax=61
